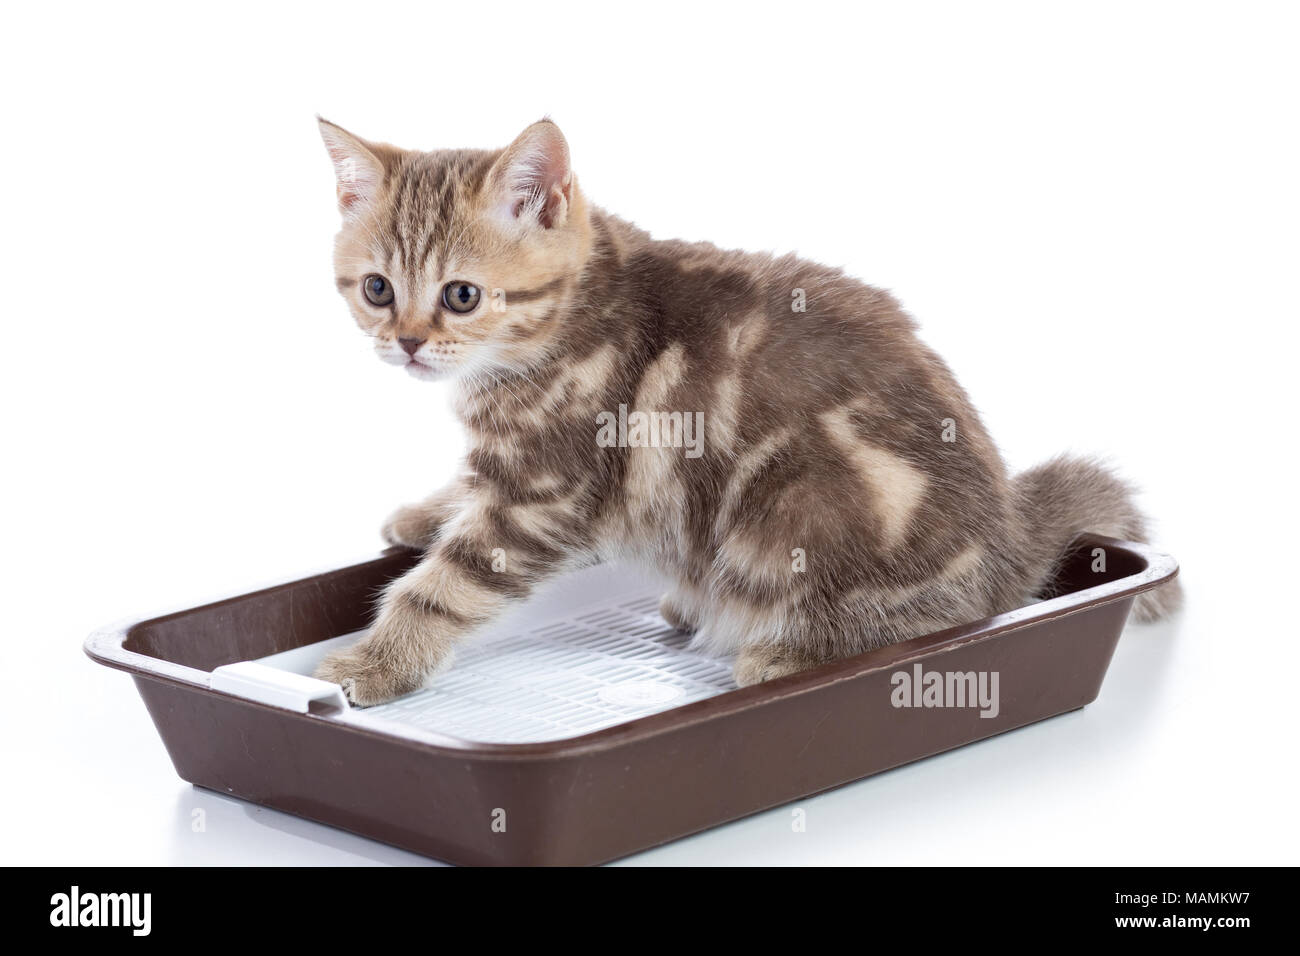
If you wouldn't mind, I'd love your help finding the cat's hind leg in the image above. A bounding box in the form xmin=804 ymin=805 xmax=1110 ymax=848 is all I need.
xmin=733 ymin=642 xmax=832 ymax=687
xmin=658 ymin=594 xmax=696 ymax=632
xmin=658 ymin=579 xmax=708 ymax=633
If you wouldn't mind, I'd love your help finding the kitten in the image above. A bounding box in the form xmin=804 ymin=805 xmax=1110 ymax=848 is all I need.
xmin=314 ymin=117 xmax=1181 ymax=705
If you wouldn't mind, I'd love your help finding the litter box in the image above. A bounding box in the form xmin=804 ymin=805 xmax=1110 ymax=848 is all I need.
xmin=85 ymin=533 xmax=1178 ymax=865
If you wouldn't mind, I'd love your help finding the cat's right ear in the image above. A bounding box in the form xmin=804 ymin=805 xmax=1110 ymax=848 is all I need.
xmin=318 ymin=117 xmax=387 ymax=214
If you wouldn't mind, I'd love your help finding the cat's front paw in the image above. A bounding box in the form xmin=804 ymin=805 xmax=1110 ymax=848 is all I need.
xmin=314 ymin=614 xmax=453 ymax=706
xmin=314 ymin=645 xmax=420 ymax=706
xmin=380 ymin=503 xmax=440 ymax=550
xmin=733 ymin=646 xmax=820 ymax=687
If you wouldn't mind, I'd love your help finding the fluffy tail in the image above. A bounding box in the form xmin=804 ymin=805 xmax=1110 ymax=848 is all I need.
xmin=1013 ymin=454 xmax=1182 ymax=622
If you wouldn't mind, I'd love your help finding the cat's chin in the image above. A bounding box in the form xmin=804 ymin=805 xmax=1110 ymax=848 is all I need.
xmin=404 ymin=359 xmax=450 ymax=382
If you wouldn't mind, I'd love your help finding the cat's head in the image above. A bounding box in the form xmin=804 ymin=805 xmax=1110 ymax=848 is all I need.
xmin=319 ymin=117 xmax=590 ymax=382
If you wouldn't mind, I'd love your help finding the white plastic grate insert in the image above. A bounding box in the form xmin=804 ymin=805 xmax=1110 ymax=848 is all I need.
xmin=250 ymin=562 xmax=737 ymax=744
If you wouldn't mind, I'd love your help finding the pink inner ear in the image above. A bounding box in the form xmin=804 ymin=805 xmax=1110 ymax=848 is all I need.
xmin=338 ymin=184 xmax=362 ymax=210
xmin=325 ymin=142 xmax=376 ymax=210
xmin=537 ymin=180 xmax=570 ymax=229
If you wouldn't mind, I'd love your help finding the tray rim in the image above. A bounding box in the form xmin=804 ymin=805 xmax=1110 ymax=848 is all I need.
xmin=84 ymin=533 xmax=1178 ymax=760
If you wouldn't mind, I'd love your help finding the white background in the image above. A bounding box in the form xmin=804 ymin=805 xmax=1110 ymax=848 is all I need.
xmin=2 ymin=1 xmax=1297 ymax=865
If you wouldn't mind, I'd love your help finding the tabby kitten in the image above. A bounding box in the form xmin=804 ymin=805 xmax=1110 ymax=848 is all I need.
xmin=314 ymin=117 xmax=1180 ymax=705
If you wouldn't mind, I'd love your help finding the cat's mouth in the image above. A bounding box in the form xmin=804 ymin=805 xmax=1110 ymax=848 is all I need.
xmin=405 ymin=357 xmax=447 ymax=381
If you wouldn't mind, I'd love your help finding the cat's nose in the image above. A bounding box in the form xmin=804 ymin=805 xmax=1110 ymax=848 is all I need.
xmin=398 ymin=336 xmax=426 ymax=356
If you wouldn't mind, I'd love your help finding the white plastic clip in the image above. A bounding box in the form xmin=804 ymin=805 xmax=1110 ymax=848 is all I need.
xmin=210 ymin=661 xmax=349 ymax=714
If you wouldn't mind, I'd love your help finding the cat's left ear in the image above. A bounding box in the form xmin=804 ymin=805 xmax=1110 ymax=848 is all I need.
xmin=487 ymin=119 xmax=574 ymax=230
xmin=318 ymin=117 xmax=390 ymax=214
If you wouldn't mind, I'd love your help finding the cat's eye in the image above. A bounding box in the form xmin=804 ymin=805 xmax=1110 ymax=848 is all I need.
xmin=443 ymin=281 xmax=481 ymax=314
xmin=362 ymin=274 xmax=394 ymax=307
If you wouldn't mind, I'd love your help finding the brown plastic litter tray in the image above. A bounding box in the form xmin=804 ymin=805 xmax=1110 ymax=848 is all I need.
xmin=85 ymin=533 xmax=1178 ymax=866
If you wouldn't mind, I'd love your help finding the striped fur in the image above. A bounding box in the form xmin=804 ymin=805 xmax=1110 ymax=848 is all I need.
xmin=313 ymin=118 xmax=1181 ymax=705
